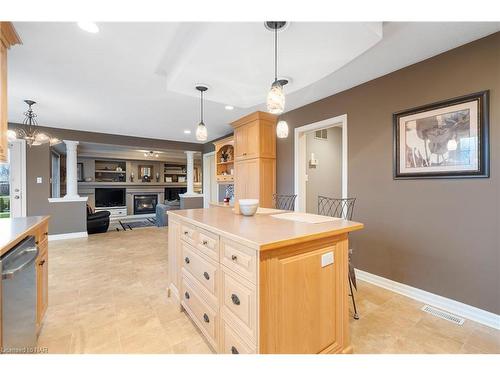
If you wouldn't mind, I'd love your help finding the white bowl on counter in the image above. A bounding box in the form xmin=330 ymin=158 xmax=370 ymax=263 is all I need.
xmin=239 ymin=199 xmax=259 ymax=216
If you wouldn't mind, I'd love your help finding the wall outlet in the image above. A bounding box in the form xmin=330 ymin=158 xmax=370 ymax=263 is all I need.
xmin=321 ymin=252 xmax=334 ymax=267
xmin=36 ymin=177 xmax=43 ymax=184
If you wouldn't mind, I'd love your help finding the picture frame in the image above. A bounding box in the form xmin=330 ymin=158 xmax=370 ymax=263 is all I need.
xmin=393 ymin=91 xmax=489 ymax=179
xmin=77 ymin=162 xmax=84 ymax=182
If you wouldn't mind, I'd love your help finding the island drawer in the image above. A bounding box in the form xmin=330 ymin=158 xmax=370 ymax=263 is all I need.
xmin=182 ymin=276 xmax=219 ymax=349
xmin=221 ymin=238 xmax=257 ymax=284
xmin=182 ymin=242 xmax=219 ymax=299
xmin=221 ymin=321 xmax=256 ymax=354
xmin=181 ymin=223 xmax=197 ymax=247
xmin=221 ymin=267 xmax=257 ymax=343
xmin=196 ymin=228 xmax=219 ymax=261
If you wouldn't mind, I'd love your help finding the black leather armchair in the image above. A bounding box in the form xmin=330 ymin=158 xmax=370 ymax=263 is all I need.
xmin=87 ymin=205 xmax=111 ymax=234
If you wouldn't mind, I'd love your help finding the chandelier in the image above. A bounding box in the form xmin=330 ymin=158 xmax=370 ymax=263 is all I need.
xmin=8 ymin=100 xmax=61 ymax=147
xmin=144 ymin=150 xmax=160 ymax=158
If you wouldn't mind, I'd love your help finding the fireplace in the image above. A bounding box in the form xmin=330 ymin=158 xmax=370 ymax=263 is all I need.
xmin=134 ymin=194 xmax=158 ymax=215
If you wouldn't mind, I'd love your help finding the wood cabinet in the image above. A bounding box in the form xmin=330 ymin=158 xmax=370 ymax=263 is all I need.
xmin=260 ymin=238 xmax=348 ymax=353
xmin=231 ymin=111 xmax=277 ymax=208
xmin=213 ymin=136 xmax=234 ymax=183
xmin=0 ymin=22 xmax=21 ymax=163
xmin=167 ymin=210 xmax=360 ymax=354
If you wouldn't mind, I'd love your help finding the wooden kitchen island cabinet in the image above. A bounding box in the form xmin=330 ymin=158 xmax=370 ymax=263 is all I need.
xmin=167 ymin=208 xmax=363 ymax=354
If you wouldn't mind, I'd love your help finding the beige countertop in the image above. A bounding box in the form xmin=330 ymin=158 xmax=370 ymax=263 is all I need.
xmin=0 ymin=216 xmax=49 ymax=257
xmin=168 ymin=207 xmax=363 ymax=251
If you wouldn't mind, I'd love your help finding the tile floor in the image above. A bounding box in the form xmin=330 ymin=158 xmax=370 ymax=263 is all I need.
xmin=37 ymin=227 xmax=500 ymax=354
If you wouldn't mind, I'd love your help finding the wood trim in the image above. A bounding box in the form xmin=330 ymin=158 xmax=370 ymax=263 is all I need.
xmin=0 ymin=22 xmax=21 ymax=48
xmin=230 ymin=111 xmax=277 ymax=129
xmin=213 ymin=136 xmax=234 ymax=148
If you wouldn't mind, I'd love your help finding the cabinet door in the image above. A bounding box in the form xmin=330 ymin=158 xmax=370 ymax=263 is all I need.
xmin=244 ymin=122 xmax=260 ymax=159
xmin=234 ymin=126 xmax=247 ymax=161
xmin=36 ymin=242 xmax=48 ymax=330
xmin=245 ymin=159 xmax=260 ymax=200
xmin=260 ymin=241 xmax=347 ymax=353
xmin=259 ymin=158 xmax=276 ymax=208
xmin=234 ymin=161 xmax=247 ymax=199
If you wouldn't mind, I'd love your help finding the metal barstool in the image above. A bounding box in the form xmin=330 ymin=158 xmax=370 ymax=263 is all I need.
xmin=318 ymin=196 xmax=359 ymax=319
xmin=273 ymin=194 xmax=297 ymax=211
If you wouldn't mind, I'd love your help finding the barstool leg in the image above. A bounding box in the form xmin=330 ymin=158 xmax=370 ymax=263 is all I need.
xmin=349 ymin=276 xmax=359 ymax=320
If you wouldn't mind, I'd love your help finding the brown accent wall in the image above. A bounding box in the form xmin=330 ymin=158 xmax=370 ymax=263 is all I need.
xmin=277 ymin=33 xmax=500 ymax=314
xmin=8 ymin=123 xmax=204 ymax=152
xmin=11 ymin=124 xmax=204 ymax=233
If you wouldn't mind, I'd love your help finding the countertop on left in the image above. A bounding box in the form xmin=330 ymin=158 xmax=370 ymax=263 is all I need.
xmin=0 ymin=216 xmax=50 ymax=257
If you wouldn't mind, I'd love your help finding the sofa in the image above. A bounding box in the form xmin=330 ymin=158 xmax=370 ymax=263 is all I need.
xmin=156 ymin=200 xmax=181 ymax=227
xmin=87 ymin=205 xmax=111 ymax=234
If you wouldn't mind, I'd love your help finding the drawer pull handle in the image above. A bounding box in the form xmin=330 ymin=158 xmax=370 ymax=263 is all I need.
xmin=202 ymin=240 xmax=208 ymax=245
xmin=44 ymin=232 xmax=48 ymax=236
xmin=184 ymin=231 xmax=189 ymax=235
xmin=39 ymin=260 xmax=46 ymax=266
xmin=203 ymin=271 xmax=210 ymax=280
xmin=203 ymin=313 xmax=210 ymax=323
xmin=231 ymin=346 xmax=239 ymax=354
xmin=184 ymin=257 xmax=190 ymax=264
xmin=231 ymin=294 xmax=240 ymax=306
xmin=184 ymin=291 xmax=190 ymax=299
xmin=231 ymin=255 xmax=237 ymax=261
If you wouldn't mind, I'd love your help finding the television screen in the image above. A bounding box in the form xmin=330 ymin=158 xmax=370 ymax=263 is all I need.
xmin=95 ymin=188 xmax=126 ymax=207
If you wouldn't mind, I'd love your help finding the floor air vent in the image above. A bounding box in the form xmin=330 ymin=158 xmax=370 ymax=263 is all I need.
xmin=421 ymin=305 xmax=465 ymax=325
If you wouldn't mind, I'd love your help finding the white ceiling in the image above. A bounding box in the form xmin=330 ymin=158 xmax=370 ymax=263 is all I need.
xmin=8 ymin=22 xmax=500 ymax=143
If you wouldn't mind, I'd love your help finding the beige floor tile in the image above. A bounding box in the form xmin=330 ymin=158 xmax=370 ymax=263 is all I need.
xmin=37 ymin=227 xmax=499 ymax=354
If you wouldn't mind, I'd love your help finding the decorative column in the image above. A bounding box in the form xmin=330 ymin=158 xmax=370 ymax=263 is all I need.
xmin=64 ymin=140 xmax=80 ymax=199
xmin=185 ymin=151 xmax=195 ymax=195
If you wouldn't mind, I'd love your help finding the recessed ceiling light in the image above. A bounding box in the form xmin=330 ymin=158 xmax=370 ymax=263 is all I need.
xmin=225 ymin=105 xmax=234 ymax=110
xmin=77 ymin=22 xmax=99 ymax=33
xmin=184 ymin=130 xmax=191 ymax=134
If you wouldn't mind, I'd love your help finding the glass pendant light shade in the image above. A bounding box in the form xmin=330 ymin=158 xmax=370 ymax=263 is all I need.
xmin=196 ymin=121 xmax=208 ymax=142
xmin=276 ymin=120 xmax=289 ymax=138
xmin=267 ymin=81 xmax=285 ymax=115
xmin=7 ymin=129 xmax=17 ymax=141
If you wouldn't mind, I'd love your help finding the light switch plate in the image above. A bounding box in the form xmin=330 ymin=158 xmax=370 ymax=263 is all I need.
xmin=321 ymin=252 xmax=334 ymax=267
xmin=36 ymin=177 xmax=43 ymax=184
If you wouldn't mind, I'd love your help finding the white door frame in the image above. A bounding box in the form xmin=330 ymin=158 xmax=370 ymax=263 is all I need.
xmin=8 ymin=139 xmax=27 ymax=217
xmin=294 ymin=114 xmax=348 ymax=213
xmin=202 ymin=151 xmax=215 ymax=208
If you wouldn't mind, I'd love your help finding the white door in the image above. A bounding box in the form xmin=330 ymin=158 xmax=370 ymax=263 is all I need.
xmin=2 ymin=140 xmax=26 ymax=218
xmin=202 ymin=152 xmax=216 ymax=208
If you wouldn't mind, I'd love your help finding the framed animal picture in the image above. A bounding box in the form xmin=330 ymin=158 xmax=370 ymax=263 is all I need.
xmin=393 ymin=91 xmax=489 ymax=179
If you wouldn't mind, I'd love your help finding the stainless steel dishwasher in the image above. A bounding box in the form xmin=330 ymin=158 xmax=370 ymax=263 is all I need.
xmin=1 ymin=236 xmax=39 ymax=350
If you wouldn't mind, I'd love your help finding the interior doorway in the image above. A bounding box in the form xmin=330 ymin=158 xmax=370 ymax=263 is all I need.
xmin=294 ymin=114 xmax=348 ymax=213
xmin=0 ymin=139 xmax=27 ymax=218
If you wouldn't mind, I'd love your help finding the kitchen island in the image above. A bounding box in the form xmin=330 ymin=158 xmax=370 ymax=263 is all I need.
xmin=167 ymin=207 xmax=363 ymax=354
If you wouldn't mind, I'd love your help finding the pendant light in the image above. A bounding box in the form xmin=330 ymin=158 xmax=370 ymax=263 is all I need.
xmin=195 ymin=85 xmax=208 ymax=142
xmin=9 ymin=100 xmax=61 ymax=147
xmin=266 ymin=21 xmax=288 ymax=115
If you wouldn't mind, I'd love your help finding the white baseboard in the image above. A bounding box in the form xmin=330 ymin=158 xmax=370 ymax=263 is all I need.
xmin=355 ymin=268 xmax=500 ymax=330
xmin=48 ymin=231 xmax=88 ymax=241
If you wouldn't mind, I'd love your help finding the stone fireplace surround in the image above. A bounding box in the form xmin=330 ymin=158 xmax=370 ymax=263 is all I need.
xmin=79 ymin=184 xmax=166 ymax=216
